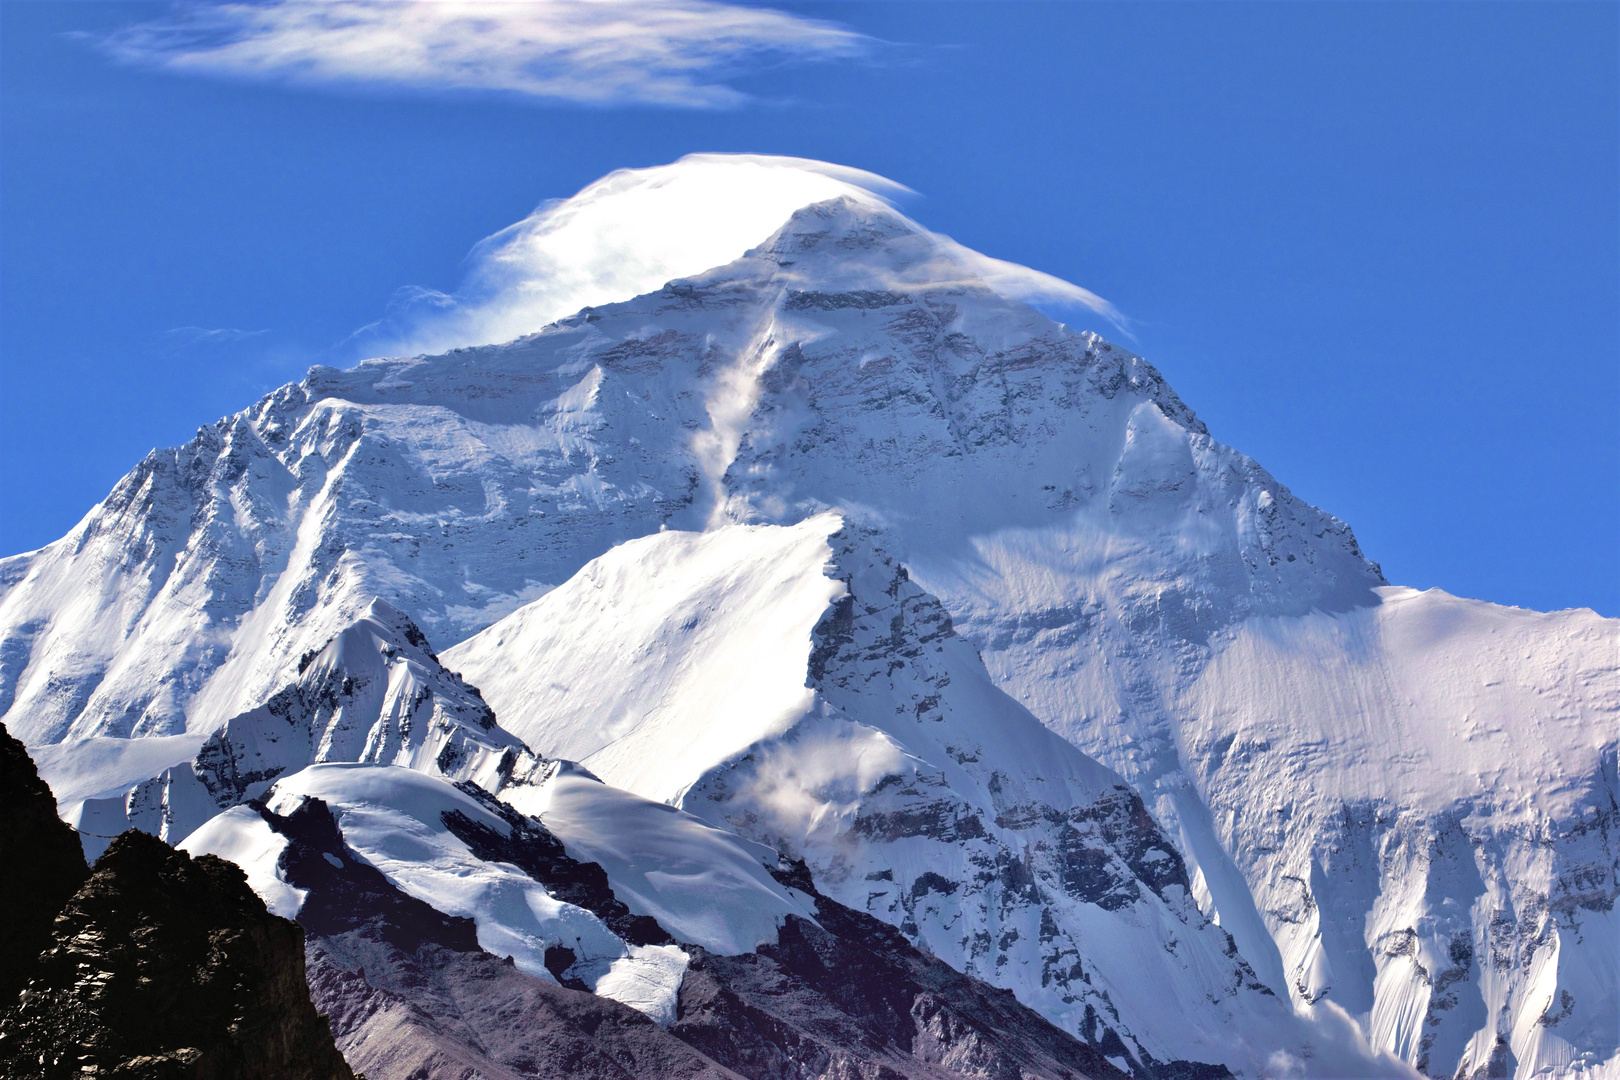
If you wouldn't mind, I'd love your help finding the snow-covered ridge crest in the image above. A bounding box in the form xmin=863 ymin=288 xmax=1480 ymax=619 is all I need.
xmin=45 ymin=598 xmax=543 ymax=858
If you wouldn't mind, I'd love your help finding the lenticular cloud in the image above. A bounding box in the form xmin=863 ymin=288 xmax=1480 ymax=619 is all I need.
xmin=97 ymin=0 xmax=870 ymax=108
xmin=357 ymin=153 xmax=1126 ymax=357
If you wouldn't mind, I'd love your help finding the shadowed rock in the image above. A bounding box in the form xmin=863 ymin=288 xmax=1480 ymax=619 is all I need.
xmin=0 ymin=798 xmax=353 ymax=1080
xmin=0 ymin=723 xmax=88 ymax=1007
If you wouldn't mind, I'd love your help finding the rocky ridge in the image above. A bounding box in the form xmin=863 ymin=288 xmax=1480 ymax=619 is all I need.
xmin=65 ymin=599 xmax=542 ymax=859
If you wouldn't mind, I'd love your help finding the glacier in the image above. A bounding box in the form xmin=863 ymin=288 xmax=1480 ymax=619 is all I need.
xmin=2 ymin=154 xmax=1613 ymax=1079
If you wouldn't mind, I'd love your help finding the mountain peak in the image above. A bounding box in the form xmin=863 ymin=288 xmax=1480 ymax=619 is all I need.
xmin=669 ymin=193 xmax=1123 ymax=328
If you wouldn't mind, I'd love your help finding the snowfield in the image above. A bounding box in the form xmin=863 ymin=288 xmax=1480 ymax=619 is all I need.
xmin=502 ymin=759 xmax=820 ymax=957
xmin=3 ymin=154 xmax=1613 ymax=1079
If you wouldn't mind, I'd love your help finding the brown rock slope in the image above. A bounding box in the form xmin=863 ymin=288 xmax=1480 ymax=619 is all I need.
xmin=270 ymin=783 xmax=1138 ymax=1080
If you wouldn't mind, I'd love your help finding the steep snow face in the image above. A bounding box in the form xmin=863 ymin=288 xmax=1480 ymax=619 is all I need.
xmin=1174 ymin=592 xmax=1617 ymax=1079
xmin=448 ymin=517 xmax=1407 ymax=1079
xmin=930 ymin=536 xmax=1617 ymax=1078
xmin=444 ymin=516 xmax=842 ymax=803
xmin=46 ymin=599 xmax=542 ymax=858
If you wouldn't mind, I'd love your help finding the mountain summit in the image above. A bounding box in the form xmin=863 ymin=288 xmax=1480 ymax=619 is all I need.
xmin=3 ymin=157 xmax=1614 ymax=1080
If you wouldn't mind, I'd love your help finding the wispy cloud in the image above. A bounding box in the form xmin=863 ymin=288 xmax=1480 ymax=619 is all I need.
xmin=95 ymin=0 xmax=872 ymax=108
xmin=158 ymin=325 xmax=270 ymax=353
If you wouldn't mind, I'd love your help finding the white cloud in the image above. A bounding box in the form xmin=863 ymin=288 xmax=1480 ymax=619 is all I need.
xmin=352 ymin=153 xmax=1126 ymax=357
xmin=158 ymin=326 xmax=270 ymax=352
xmin=98 ymin=0 xmax=871 ymax=108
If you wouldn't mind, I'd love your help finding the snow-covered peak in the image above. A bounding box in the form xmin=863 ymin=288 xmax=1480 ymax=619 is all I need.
xmin=692 ymin=193 xmax=1122 ymax=323
xmin=376 ymin=153 xmax=904 ymax=355
xmin=298 ymin=597 xmax=450 ymax=685
xmin=5 ymin=155 xmax=1611 ymax=1078
xmin=190 ymin=596 xmax=535 ymax=805
xmin=444 ymin=516 xmax=1389 ymax=1076
xmin=370 ymin=153 xmax=1117 ymax=356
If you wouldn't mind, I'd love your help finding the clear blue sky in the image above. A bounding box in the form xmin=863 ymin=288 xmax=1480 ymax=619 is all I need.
xmin=2 ymin=1 xmax=1615 ymax=615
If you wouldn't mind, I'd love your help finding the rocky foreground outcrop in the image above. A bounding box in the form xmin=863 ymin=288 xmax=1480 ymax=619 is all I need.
xmin=0 ymin=725 xmax=354 ymax=1080
xmin=0 ymin=725 xmax=89 ymax=1006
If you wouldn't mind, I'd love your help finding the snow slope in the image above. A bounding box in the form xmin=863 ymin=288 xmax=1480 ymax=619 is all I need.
xmin=187 ymin=763 xmax=691 ymax=1022
xmin=919 ymin=502 xmax=1617 ymax=1079
xmin=181 ymin=757 xmax=827 ymax=1024
xmin=178 ymin=804 xmax=305 ymax=919
xmin=2 ymin=155 xmax=1612 ymax=1077
xmin=503 ymin=760 xmax=819 ymax=956
xmin=447 ymin=515 xmax=1409 ymax=1078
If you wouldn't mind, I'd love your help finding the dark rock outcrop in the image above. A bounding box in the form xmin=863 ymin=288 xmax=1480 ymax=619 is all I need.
xmin=0 ymin=723 xmax=88 ymax=1006
xmin=0 ymin=739 xmax=355 ymax=1080
xmin=674 ymin=860 xmax=1137 ymax=1080
xmin=269 ymin=786 xmax=1139 ymax=1080
xmin=261 ymin=794 xmax=741 ymax=1080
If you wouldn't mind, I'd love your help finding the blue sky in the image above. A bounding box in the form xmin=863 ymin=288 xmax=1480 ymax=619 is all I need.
xmin=2 ymin=1 xmax=1615 ymax=615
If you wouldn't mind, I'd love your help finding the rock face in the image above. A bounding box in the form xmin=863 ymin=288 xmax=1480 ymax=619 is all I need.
xmin=0 ymin=824 xmax=353 ymax=1080
xmin=675 ymin=861 xmax=1139 ymax=1080
xmin=307 ymin=942 xmax=744 ymax=1080
xmin=0 ymin=724 xmax=88 ymax=1006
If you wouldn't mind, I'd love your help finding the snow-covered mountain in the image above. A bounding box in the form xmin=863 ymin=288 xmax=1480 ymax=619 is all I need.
xmin=3 ymin=155 xmax=1613 ymax=1079
xmin=446 ymin=514 xmax=1355 ymax=1075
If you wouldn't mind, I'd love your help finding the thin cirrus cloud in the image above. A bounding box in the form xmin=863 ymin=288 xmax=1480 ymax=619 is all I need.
xmin=158 ymin=326 xmax=270 ymax=353
xmin=94 ymin=0 xmax=873 ymax=108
